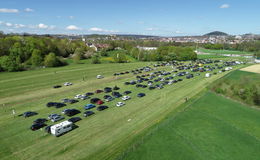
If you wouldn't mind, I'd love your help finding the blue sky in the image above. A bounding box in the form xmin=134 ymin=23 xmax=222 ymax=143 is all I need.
xmin=0 ymin=0 xmax=259 ymax=36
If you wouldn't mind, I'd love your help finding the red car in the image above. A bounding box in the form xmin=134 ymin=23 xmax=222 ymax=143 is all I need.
xmin=97 ymin=100 xmax=104 ymax=105
xmin=95 ymin=89 xmax=103 ymax=94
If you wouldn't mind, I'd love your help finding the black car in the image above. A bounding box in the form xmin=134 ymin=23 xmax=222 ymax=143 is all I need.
xmin=113 ymin=86 xmax=120 ymax=90
xmin=68 ymin=99 xmax=79 ymax=104
xmin=83 ymin=111 xmax=95 ymax=117
xmin=68 ymin=117 xmax=82 ymax=123
xmin=104 ymin=95 xmax=112 ymax=99
xmin=90 ymin=98 xmax=101 ymax=104
xmin=31 ymin=123 xmax=46 ymax=131
xmin=45 ymin=125 xmax=52 ymax=134
xmin=85 ymin=92 xmax=94 ymax=96
xmin=46 ymin=102 xmax=66 ymax=108
xmin=104 ymin=87 xmax=112 ymax=93
xmin=23 ymin=111 xmax=38 ymax=118
xmin=124 ymin=82 xmax=130 ymax=85
xmin=33 ymin=118 xmax=47 ymax=124
xmin=124 ymin=91 xmax=132 ymax=95
xmin=97 ymin=105 xmax=108 ymax=111
xmin=64 ymin=109 xmax=81 ymax=117
xmin=149 ymin=86 xmax=156 ymax=90
xmin=53 ymin=85 xmax=62 ymax=88
xmin=137 ymin=93 xmax=146 ymax=97
xmin=136 ymin=84 xmax=143 ymax=88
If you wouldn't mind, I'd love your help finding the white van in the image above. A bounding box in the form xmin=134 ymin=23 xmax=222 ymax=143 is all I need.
xmin=50 ymin=120 xmax=73 ymax=137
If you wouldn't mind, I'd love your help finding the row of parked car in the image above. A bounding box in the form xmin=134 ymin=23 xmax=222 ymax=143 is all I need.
xmin=24 ymin=59 xmax=243 ymax=136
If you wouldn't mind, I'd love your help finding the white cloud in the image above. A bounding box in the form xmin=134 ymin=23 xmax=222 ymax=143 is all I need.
xmin=24 ymin=8 xmax=34 ymax=12
xmin=66 ymin=25 xmax=80 ymax=30
xmin=14 ymin=24 xmax=26 ymax=28
xmin=69 ymin=16 xmax=74 ymax=19
xmin=89 ymin=27 xmax=119 ymax=33
xmin=220 ymin=4 xmax=230 ymax=9
xmin=89 ymin=27 xmax=104 ymax=32
xmin=0 ymin=8 xmax=19 ymax=13
xmin=146 ymin=28 xmax=158 ymax=31
xmin=38 ymin=23 xmax=48 ymax=29
xmin=175 ymin=30 xmax=183 ymax=34
xmin=5 ymin=22 xmax=13 ymax=27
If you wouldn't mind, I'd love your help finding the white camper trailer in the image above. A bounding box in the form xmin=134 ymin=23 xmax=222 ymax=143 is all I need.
xmin=50 ymin=120 xmax=73 ymax=137
xmin=205 ymin=73 xmax=211 ymax=78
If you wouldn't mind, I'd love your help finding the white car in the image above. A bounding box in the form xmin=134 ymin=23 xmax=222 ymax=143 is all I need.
xmin=122 ymin=96 xmax=131 ymax=101
xmin=74 ymin=94 xmax=84 ymax=99
xmin=116 ymin=102 xmax=125 ymax=107
xmin=64 ymin=82 xmax=72 ymax=86
xmin=96 ymin=75 xmax=104 ymax=79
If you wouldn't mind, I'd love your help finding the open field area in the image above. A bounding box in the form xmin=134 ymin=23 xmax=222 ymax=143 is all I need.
xmin=0 ymin=61 xmax=246 ymax=160
xmin=122 ymin=91 xmax=260 ymax=160
xmin=240 ymin=64 xmax=260 ymax=73
xmin=198 ymin=48 xmax=254 ymax=55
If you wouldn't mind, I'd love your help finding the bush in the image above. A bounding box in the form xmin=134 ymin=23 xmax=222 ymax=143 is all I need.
xmin=91 ymin=55 xmax=101 ymax=64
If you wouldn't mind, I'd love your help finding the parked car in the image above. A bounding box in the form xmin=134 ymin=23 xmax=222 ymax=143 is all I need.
xmin=90 ymin=98 xmax=101 ymax=104
xmin=62 ymin=109 xmax=81 ymax=117
xmin=123 ymin=91 xmax=132 ymax=95
xmin=48 ymin=114 xmax=59 ymax=120
xmin=96 ymin=75 xmax=104 ymax=79
xmin=53 ymin=85 xmax=62 ymax=88
xmin=68 ymin=117 xmax=82 ymax=123
xmin=85 ymin=104 xmax=96 ymax=110
xmin=137 ymin=93 xmax=146 ymax=97
xmin=33 ymin=118 xmax=47 ymax=124
xmin=116 ymin=102 xmax=125 ymax=107
xmin=97 ymin=100 xmax=104 ymax=105
xmin=46 ymin=102 xmax=66 ymax=108
xmin=122 ymin=96 xmax=131 ymax=101
xmin=23 ymin=111 xmax=38 ymax=118
xmin=31 ymin=123 xmax=46 ymax=131
xmin=105 ymin=96 xmax=114 ymax=102
xmin=83 ymin=111 xmax=95 ymax=117
xmin=85 ymin=92 xmax=94 ymax=96
xmin=97 ymin=105 xmax=108 ymax=111
xmin=104 ymin=87 xmax=112 ymax=93
xmin=95 ymin=89 xmax=103 ymax=94
xmin=113 ymin=86 xmax=120 ymax=90
xmin=51 ymin=115 xmax=65 ymax=122
xmin=64 ymin=82 xmax=72 ymax=86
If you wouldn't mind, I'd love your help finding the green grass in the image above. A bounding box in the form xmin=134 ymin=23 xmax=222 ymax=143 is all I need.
xmin=0 ymin=61 xmax=245 ymax=160
xmin=122 ymin=92 xmax=260 ymax=160
xmin=198 ymin=48 xmax=254 ymax=55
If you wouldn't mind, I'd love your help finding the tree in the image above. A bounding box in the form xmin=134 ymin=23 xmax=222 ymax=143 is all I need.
xmin=44 ymin=52 xmax=60 ymax=67
xmin=31 ymin=49 xmax=43 ymax=66
xmin=254 ymin=51 xmax=260 ymax=59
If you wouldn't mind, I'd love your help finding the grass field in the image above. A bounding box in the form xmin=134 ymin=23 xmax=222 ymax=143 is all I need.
xmin=198 ymin=48 xmax=254 ymax=55
xmin=122 ymin=92 xmax=260 ymax=160
xmin=0 ymin=61 xmax=246 ymax=160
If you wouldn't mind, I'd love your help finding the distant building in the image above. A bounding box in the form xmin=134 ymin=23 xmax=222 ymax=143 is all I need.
xmin=137 ymin=46 xmax=157 ymax=51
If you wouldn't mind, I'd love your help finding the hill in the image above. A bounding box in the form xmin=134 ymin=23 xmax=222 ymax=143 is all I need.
xmin=204 ymin=31 xmax=229 ymax=36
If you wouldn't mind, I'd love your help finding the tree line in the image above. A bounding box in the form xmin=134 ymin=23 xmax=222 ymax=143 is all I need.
xmin=0 ymin=36 xmax=95 ymax=71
